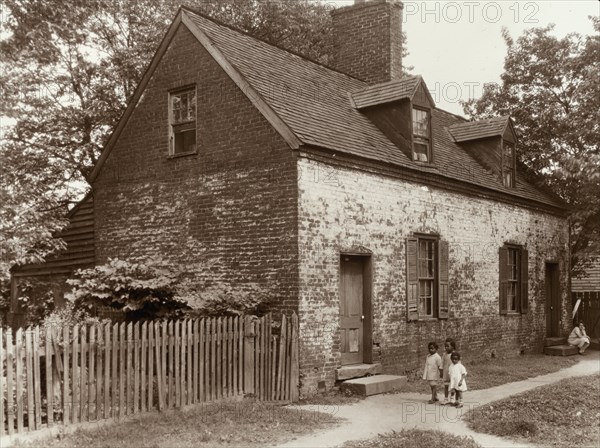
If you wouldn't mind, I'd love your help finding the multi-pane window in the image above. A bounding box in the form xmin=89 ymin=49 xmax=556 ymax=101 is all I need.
xmin=169 ymin=88 xmax=197 ymax=155
xmin=499 ymin=245 xmax=529 ymax=315
xmin=507 ymin=248 xmax=519 ymax=312
xmin=502 ymin=141 xmax=515 ymax=187
xmin=412 ymin=107 xmax=431 ymax=162
xmin=418 ymin=239 xmax=436 ymax=317
xmin=406 ymin=236 xmax=449 ymax=321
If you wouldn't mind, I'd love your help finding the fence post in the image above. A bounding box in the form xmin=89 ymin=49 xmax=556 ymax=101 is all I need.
xmin=243 ymin=316 xmax=255 ymax=395
xmin=290 ymin=313 xmax=299 ymax=402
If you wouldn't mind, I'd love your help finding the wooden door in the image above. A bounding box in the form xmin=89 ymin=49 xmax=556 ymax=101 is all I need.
xmin=546 ymin=263 xmax=561 ymax=337
xmin=340 ymin=257 xmax=364 ymax=365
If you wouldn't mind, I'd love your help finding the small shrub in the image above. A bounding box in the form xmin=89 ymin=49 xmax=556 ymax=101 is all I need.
xmin=66 ymin=258 xmax=189 ymax=320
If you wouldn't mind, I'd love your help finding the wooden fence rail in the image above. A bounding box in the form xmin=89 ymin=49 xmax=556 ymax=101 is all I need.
xmin=0 ymin=313 xmax=299 ymax=437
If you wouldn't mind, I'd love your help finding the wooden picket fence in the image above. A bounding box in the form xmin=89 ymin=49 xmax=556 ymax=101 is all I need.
xmin=0 ymin=313 xmax=299 ymax=437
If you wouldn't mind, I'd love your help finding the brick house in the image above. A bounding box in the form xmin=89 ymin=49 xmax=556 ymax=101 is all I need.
xmin=11 ymin=0 xmax=570 ymax=395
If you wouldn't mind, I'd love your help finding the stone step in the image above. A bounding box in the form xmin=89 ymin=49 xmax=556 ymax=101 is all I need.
xmin=544 ymin=344 xmax=579 ymax=356
xmin=340 ymin=374 xmax=407 ymax=397
xmin=336 ymin=363 xmax=382 ymax=381
xmin=544 ymin=337 xmax=567 ymax=347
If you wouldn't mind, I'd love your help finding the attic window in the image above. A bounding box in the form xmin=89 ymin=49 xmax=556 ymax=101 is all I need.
xmin=169 ymin=87 xmax=197 ymax=155
xmin=412 ymin=107 xmax=431 ymax=162
xmin=502 ymin=140 xmax=515 ymax=187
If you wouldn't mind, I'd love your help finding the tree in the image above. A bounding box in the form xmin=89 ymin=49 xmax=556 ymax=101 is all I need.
xmin=0 ymin=0 xmax=336 ymax=280
xmin=462 ymin=19 xmax=600 ymax=273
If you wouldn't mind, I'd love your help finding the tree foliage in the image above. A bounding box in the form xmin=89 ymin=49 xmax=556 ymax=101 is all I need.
xmin=0 ymin=0 xmax=335 ymax=280
xmin=66 ymin=257 xmax=274 ymax=320
xmin=462 ymin=19 xmax=600 ymax=272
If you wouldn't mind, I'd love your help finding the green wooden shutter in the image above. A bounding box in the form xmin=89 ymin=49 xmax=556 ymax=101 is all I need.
xmin=438 ymin=240 xmax=449 ymax=319
xmin=499 ymin=247 xmax=509 ymax=315
xmin=520 ymin=248 xmax=529 ymax=314
xmin=406 ymin=238 xmax=419 ymax=321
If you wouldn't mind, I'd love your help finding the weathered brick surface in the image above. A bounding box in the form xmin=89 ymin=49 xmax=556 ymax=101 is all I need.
xmin=92 ymin=25 xmax=299 ymax=313
xmin=297 ymin=157 xmax=569 ymax=395
xmin=332 ymin=0 xmax=404 ymax=84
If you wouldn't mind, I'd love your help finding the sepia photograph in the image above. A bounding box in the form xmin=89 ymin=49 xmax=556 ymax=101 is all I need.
xmin=1 ymin=1 xmax=599 ymax=447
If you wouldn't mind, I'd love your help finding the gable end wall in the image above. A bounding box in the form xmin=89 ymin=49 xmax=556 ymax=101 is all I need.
xmin=92 ymin=24 xmax=299 ymax=313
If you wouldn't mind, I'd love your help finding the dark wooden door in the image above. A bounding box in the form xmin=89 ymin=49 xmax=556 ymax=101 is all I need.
xmin=546 ymin=263 xmax=561 ymax=337
xmin=340 ymin=257 xmax=364 ymax=365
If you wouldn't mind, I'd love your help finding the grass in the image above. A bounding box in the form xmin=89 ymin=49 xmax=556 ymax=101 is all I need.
xmin=465 ymin=374 xmax=600 ymax=448
xmin=401 ymin=354 xmax=579 ymax=394
xmin=13 ymin=399 xmax=340 ymax=448
xmin=299 ymin=387 xmax=364 ymax=406
xmin=341 ymin=429 xmax=482 ymax=448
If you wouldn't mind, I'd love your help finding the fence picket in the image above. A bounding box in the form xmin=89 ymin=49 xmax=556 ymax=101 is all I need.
xmin=133 ymin=322 xmax=140 ymax=414
xmin=6 ymin=329 xmax=15 ymax=435
xmin=193 ymin=319 xmax=198 ymax=404
xmin=154 ymin=322 xmax=163 ymax=411
xmin=62 ymin=326 xmax=70 ymax=425
xmin=141 ymin=322 xmax=147 ymax=413
xmin=147 ymin=322 xmax=154 ymax=411
xmin=168 ymin=321 xmax=174 ymax=409
xmin=43 ymin=325 xmax=54 ymax=426
xmin=186 ymin=320 xmax=192 ymax=406
xmin=210 ymin=318 xmax=216 ymax=402
xmin=79 ymin=325 xmax=87 ymax=422
xmin=25 ymin=329 xmax=33 ymax=431
xmin=126 ymin=323 xmax=133 ymax=415
xmin=178 ymin=320 xmax=184 ymax=407
xmin=0 ymin=328 xmax=5 ymax=436
xmin=290 ymin=313 xmax=299 ymax=402
xmin=89 ymin=325 xmax=96 ymax=421
xmin=162 ymin=321 xmax=168 ymax=409
xmin=199 ymin=319 xmax=205 ymax=402
xmin=119 ymin=323 xmax=125 ymax=419
xmin=33 ymin=326 xmax=42 ymax=429
xmin=112 ymin=323 xmax=119 ymax=419
xmin=95 ymin=325 xmax=102 ymax=421
xmin=104 ymin=323 xmax=111 ymax=420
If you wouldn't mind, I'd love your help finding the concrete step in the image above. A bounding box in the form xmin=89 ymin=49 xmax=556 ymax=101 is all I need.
xmin=340 ymin=374 xmax=407 ymax=396
xmin=544 ymin=337 xmax=567 ymax=347
xmin=544 ymin=344 xmax=579 ymax=356
xmin=336 ymin=363 xmax=382 ymax=381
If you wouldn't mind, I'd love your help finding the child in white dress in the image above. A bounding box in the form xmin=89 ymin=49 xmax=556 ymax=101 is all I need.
xmin=448 ymin=351 xmax=467 ymax=408
xmin=441 ymin=338 xmax=456 ymax=405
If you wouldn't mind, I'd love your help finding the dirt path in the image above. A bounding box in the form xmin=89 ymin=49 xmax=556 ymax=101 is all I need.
xmin=277 ymin=352 xmax=600 ymax=448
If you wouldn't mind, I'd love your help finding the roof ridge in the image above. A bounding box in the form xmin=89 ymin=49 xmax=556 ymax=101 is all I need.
xmin=181 ymin=5 xmax=365 ymax=83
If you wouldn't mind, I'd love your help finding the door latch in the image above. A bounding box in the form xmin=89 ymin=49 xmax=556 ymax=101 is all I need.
xmin=361 ymin=315 xmax=365 ymax=321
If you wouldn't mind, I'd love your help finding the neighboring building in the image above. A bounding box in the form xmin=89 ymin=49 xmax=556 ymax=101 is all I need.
xmin=572 ymin=258 xmax=600 ymax=293
xmin=11 ymin=1 xmax=570 ymax=395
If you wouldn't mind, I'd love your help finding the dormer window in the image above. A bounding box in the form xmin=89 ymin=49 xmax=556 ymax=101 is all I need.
xmin=412 ymin=107 xmax=431 ymax=162
xmin=502 ymin=140 xmax=515 ymax=187
xmin=169 ymin=87 xmax=197 ymax=155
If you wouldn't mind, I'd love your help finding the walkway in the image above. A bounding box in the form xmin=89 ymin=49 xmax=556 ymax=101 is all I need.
xmin=277 ymin=352 xmax=600 ymax=448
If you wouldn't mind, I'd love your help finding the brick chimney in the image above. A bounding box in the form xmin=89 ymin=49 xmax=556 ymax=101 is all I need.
xmin=331 ymin=0 xmax=404 ymax=84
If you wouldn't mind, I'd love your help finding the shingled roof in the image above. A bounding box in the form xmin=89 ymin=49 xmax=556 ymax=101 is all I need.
xmin=448 ymin=116 xmax=513 ymax=142
xmin=350 ymin=76 xmax=434 ymax=109
xmin=89 ymin=7 xmax=564 ymax=211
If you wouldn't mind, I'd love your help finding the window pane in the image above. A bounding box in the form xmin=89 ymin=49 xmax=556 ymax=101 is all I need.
xmin=412 ymin=109 xmax=429 ymax=137
xmin=174 ymin=129 xmax=196 ymax=154
xmin=413 ymin=142 xmax=429 ymax=162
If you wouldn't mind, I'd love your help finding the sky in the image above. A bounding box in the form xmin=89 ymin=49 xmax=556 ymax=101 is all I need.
xmin=332 ymin=0 xmax=599 ymax=115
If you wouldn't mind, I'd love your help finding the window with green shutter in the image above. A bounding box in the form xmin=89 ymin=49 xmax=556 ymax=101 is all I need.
xmin=406 ymin=235 xmax=449 ymax=321
xmin=499 ymin=245 xmax=529 ymax=314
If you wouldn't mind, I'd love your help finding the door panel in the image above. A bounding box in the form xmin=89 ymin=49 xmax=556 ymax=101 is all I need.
xmin=340 ymin=257 xmax=364 ymax=365
xmin=546 ymin=263 xmax=561 ymax=337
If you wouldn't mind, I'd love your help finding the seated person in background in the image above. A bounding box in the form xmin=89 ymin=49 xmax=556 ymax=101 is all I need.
xmin=568 ymin=321 xmax=591 ymax=354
